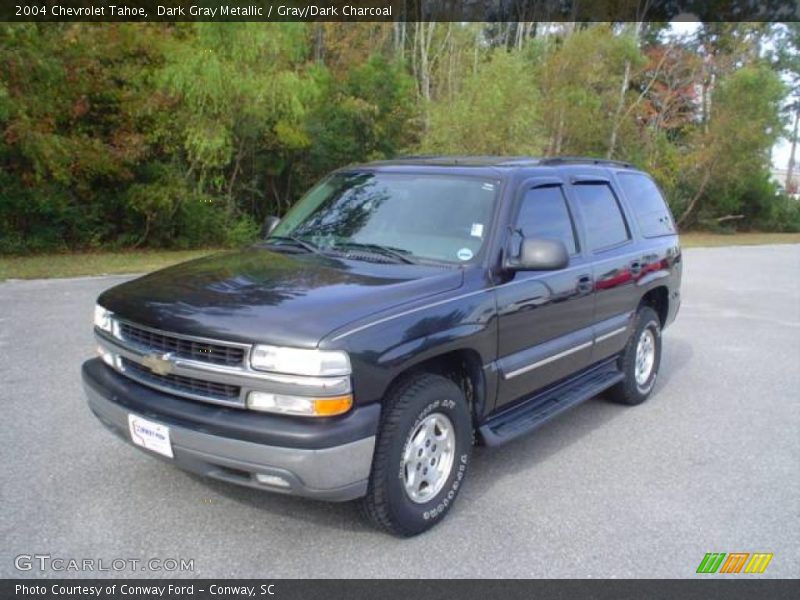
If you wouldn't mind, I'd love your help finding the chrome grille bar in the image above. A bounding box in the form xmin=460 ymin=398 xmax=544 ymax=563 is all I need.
xmin=95 ymin=321 xmax=351 ymax=408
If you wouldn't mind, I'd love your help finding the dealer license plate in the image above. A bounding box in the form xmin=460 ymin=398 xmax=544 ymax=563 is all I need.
xmin=128 ymin=414 xmax=173 ymax=458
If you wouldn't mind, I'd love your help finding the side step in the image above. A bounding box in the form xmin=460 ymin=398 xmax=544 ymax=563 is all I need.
xmin=479 ymin=360 xmax=624 ymax=446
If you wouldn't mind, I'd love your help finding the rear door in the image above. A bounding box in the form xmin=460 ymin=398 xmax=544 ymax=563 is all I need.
xmin=569 ymin=176 xmax=640 ymax=360
xmin=495 ymin=177 xmax=596 ymax=408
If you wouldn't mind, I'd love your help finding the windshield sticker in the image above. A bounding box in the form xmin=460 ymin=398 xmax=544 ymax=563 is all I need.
xmin=457 ymin=248 xmax=474 ymax=261
xmin=481 ymin=182 xmax=495 ymax=191
xmin=470 ymin=223 xmax=484 ymax=238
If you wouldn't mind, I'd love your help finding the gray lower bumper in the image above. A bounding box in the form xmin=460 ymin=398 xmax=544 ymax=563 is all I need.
xmin=85 ymin=382 xmax=374 ymax=502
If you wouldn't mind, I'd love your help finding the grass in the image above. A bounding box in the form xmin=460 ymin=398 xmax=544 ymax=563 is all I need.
xmin=1 ymin=232 xmax=799 ymax=281
xmin=679 ymin=231 xmax=800 ymax=248
xmin=0 ymin=248 xmax=221 ymax=281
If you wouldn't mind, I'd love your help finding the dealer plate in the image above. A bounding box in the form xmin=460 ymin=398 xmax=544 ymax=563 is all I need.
xmin=128 ymin=414 xmax=173 ymax=458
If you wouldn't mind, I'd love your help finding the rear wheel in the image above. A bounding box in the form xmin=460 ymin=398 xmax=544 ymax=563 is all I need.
xmin=606 ymin=306 xmax=662 ymax=406
xmin=361 ymin=373 xmax=472 ymax=536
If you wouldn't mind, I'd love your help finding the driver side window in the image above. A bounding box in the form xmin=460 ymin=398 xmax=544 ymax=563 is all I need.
xmin=516 ymin=185 xmax=578 ymax=255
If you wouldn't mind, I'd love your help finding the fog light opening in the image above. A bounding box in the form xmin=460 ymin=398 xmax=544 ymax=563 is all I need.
xmin=97 ymin=345 xmax=116 ymax=367
xmin=255 ymin=473 xmax=291 ymax=488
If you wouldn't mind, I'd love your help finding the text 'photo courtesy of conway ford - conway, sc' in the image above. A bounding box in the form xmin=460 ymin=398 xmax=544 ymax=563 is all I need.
xmin=83 ymin=156 xmax=681 ymax=536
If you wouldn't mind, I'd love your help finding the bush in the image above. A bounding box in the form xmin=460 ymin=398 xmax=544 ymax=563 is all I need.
xmin=756 ymin=197 xmax=800 ymax=232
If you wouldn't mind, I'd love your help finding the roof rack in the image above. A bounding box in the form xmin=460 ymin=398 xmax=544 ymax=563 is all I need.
xmin=538 ymin=156 xmax=634 ymax=168
xmin=393 ymin=154 xmax=445 ymax=160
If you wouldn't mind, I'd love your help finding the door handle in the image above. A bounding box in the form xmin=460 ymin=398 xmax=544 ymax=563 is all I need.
xmin=577 ymin=275 xmax=593 ymax=294
xmin=630 ymin=261 xmax=642 ymax=276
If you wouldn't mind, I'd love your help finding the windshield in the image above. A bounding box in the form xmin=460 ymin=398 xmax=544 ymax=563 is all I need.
xmin=270 ymin=172 xmax=499 ymax=264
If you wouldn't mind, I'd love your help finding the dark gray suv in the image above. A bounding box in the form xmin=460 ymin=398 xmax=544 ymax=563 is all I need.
xmin=83 ymin=156 xmax=681 ymax=536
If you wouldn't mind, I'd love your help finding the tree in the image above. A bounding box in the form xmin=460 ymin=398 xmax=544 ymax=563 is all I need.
xmin=159 ymin=23 xmax=314 ymax=216
xmin=772 ymin=23 xmax=800 ymax=194
xmin=422 ymin=50 xmax=543 ymax=155
xmin=1 ymin=21 xmax=796 ymax=253
xmin=676 ymin=65 xmax=785 ymax=226
xmin=304 ymin=54 xmax=419 ymax=178
xmin=537 ymin=24 xmax=643 ymax=156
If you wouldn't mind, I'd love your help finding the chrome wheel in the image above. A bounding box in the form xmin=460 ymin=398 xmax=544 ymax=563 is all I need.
xmin=402 ymin=412 xmax=455 ymax=504
xmin=635 ymin=328 xmax=656 ymax=386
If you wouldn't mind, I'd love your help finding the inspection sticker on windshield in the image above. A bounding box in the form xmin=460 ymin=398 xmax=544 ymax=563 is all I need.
xmin=457 ymin=248 xmax=474 ymax=261
xmin=128 ymin=414 xmax=173 ymax=458
xmin=470 ymin=223 xmax=484 ymax=238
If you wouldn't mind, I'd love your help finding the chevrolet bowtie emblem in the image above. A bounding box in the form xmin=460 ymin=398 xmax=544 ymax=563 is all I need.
xmin=141 ymin=352 xmax=175 ymax=376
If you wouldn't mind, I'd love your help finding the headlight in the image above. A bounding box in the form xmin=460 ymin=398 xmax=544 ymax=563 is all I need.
xmin=94 ymin=304 xmax=113 ymax=333
xmin=250 ymin=345 xmax=351 ymax=376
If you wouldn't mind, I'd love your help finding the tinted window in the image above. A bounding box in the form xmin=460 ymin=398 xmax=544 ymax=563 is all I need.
xmin=272 ymin=173 xmax=498 ymax=264
xmin=516 ymin=185 xmax=577 ymax=255
xmin=572 ymin=183 xmax=629 ymax=251
xmin=616 ymin=172 xmax=676 ymax=237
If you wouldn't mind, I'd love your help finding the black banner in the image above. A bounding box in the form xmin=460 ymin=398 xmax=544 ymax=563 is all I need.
xmin=2 ymin=0 xmax=799 ymax=23
xmin=3 ymin=579 xmax=800 ymax=600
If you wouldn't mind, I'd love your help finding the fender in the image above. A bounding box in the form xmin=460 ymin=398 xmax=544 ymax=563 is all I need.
xmin=377 ymin=323 xmax=489 ymax=367
xmin=376 ymin=322 xmax=497 ymax=420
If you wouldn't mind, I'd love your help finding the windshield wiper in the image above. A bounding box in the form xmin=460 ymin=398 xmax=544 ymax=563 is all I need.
xmin=264 ymin=235 xmax=322 ymax=254
xmin=334 ymin=242 xmax=418 ymax=264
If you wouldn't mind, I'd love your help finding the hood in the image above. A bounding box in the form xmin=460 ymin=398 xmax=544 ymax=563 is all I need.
xmin=98 ymin=247 xmax=464 ymax=347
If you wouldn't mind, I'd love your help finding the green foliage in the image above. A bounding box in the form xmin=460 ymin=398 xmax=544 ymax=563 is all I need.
xmin=305 ymin=54 xmax=419 ymax=177
xmin=423 ymin=50 xmax=544 ymax=154
xmin=0 ymin=22 xmax=794 ymax=255
xmin=680 ymin=64 xmax=786 ymax=226
xmin=535 ymin=24 xmax=645 ymax=156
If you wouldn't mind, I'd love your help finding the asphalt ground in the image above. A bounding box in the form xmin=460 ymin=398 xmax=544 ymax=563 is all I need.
xmin=1 ymin=245 xmax=798 ymax=578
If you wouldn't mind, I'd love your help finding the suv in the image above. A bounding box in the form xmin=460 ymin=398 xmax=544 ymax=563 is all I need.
xmin=83 ymin=156 xmax=681 ymax=536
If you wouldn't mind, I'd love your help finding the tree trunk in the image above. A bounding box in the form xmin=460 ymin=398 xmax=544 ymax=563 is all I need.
xmin=607 ymin=59 xmax=632 ymax=159
xmin=415 ymin=22 xmax=433 ymax=103
xmin=312 ymin=24 xmax=324 ymax=63
xmin=393 ymin=20 xmax=406 ymax=60
xmin=607 ymin=18 xmax=645 ymax=158
xmin=553 ymin=111 xmax=565 ymax=155
xmin=414 ymin=21 xmax=436 ymax=130
xmin=677 ymin=167 xmax=712 ymax=227
xmin=786 ymin=105 xmax=799 ymax=194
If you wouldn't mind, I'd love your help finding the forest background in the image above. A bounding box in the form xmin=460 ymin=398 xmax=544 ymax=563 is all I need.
xmin=2 ymin=21 xmax=799 ymax=254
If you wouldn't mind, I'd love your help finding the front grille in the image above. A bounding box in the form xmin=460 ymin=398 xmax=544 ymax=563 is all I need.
xmin=121 ymin=357 xmax=241 ymax=401
xmin=119 ymin=322 xmax=245 ymax=366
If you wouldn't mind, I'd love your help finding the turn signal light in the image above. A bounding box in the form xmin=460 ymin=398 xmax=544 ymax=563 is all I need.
xmin=246 ymin=391 xmax=353 ymax=417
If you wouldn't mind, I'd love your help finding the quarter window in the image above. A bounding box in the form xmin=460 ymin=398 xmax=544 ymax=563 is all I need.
xmin=516 ymin=185 xmax=578 ymax=255
xmin=616 ymin=172 xmax=676 ymax=238
xmin=572 ymin=183 xmax=630 ymax=251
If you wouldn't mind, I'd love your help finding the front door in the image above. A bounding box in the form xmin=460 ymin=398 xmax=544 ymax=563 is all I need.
xmin=495 ymin=178 xmax=596 ymax=408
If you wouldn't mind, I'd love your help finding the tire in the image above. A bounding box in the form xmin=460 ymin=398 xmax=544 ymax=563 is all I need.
xmin=361 ymin=373 xmax=472 ymax=536
xmin=606 ymin=306 xmax=662 ymax=406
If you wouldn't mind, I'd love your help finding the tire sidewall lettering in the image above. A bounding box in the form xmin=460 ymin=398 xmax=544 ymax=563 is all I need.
xmin=422 ymin=454 xmax=469 ymax=521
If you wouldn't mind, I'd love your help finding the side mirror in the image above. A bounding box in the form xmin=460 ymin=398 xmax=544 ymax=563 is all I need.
xmin=507 ymin=238 xmax=569 ymax=271
xmin=261 ymin=216 xmax=281 ymax=238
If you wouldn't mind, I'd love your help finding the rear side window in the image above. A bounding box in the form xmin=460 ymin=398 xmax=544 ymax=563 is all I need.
xmin=572 ymin=183 xmax=630 ymax=251
xmin=616 ymin=172 xmax=676 ymax=238
xmin=516 ymin=185 xmax=578 ymax=255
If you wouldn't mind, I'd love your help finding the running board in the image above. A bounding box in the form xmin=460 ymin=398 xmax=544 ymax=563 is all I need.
xmin=479 ymin=360 xmax=624 ymax=447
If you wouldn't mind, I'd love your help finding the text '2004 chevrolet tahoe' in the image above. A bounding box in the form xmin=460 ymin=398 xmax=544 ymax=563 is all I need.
xmin=83 ymin=156 xmax=681 ymax=536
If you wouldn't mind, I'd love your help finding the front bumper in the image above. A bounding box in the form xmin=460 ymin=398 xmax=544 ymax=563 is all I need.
xmin=82 ymin=359 xmax=379 ymax=501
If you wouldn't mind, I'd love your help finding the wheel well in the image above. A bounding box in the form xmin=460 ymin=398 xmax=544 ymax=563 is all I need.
xmin=640 ymin=286 xmax=669 ymax=327
xmin=385 ymin=349 xmax=486 ymax=425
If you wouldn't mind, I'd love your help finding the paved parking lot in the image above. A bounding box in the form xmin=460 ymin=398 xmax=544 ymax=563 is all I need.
xmin=1 ymin=245 xmax=798 ymax=578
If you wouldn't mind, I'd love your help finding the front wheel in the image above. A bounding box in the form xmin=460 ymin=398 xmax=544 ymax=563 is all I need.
xmin=361 ymin=373 xmax=472 ymax=536
xmin=606 ymin=306 xmax=662 ymax=406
